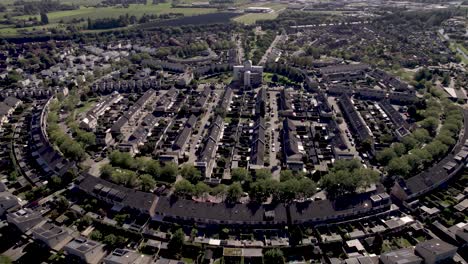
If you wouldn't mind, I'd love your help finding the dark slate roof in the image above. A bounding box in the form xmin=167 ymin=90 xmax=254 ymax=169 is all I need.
xmin=173 ymin=127 xmax=191 ymax=150
xmin=77 ymin=175 xmax=156 ymax=214
xmin=154 ymin=197 xmax=288 ymax=224
xmin=3 ymin=96 xmax=21 ymax=107
xmin=397 ymin=109 xmax=468 ymax=199
xmin=0 ymin=102 xmax=12 ymax=116
xmin=320 ymin=63 xmax=369 ymax=75
xmin=186 ymin=115 xmax=197 ymax=128
xmin=338 ymin=95 xmax=371 ymax=142
xmin=111 ymin=116 xmax=129 ymax=133
xmin=250 ymin=118 xmax=266 ymax=166
xmin=290 ymin=192 xmax=391 ymax=224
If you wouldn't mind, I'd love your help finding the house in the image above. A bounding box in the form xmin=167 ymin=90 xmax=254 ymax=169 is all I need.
xmin=7 ymin=208 xmax=45 ymax=232
xmin=195 ymin=115 xmax=223 ymax=178
xmin=64 ymin=237 xmax=106 ymax=264
xmin=103 ymin=248 xmax=153 ymax=264
xmin=32 ymin=222 xmax=72 ymax=250
xmin=0 ymin=193 xmax=21 ymax=215
xmin=282 ymin=118 xmax=304 ymax=171
xmin=380 ymin=248 xmax=422 ymax=264
xmin=415 ymin=239 xmax=457 ymax=264
xmin=223 ymin=248 xmax=263 ymax=264
xmin=249 ymin=117 xmax=266 ymax=169
xmin=77 ymin=174 xmax=156 ymax=216
xmin=0 ymin=102 xmax=14 ymax=117
xmin=3 ymin=97 xmax=22 ymax=109
xmin=233 ymin=60 xmax=263 ymax=88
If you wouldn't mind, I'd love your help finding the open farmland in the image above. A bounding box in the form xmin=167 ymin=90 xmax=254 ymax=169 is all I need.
xmin=14 ymin=3 xmax=217 ymax=23
xmin=138 ymin=12 xmax=239 ymax=28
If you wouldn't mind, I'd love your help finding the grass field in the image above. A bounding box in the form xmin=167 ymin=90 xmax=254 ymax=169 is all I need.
xmin=233 ymin=3 xmax=286 ymax=25
xmin=0 ymin=2 xmax=217 ymax=36
xmin=15 ymin=3 xmax=217 ymax=23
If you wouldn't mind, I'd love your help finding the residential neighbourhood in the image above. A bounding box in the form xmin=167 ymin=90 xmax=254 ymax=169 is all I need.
xmin=0 ymin=0 xmax=467 ymax=263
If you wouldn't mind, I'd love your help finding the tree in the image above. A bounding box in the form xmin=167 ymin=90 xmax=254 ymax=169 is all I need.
xmin=40 ymin=12 xmax=49 ymax=25
xmin=419 ymin=117 xmax=439 ymax=136
xmin=264 ymin=248 xmax=285 ymax=264
xmin=140 ymin=174 xmax=156 ymax=192
xmin=231 ymin=168 xmax=251 ymax=182
xmin=180 ymin=164 xmax=202 ymax=184
xmin=194 ymin=182 xmax=210 ymax=198
xmin=210 ymin=184 xmax=227 ymax=198
xmin=278 ymin=179 xmax=300 ymax=201
xmin=109 ymin=151 xmax=134 ymax=169
xmin=376 ymin=148 xmax=397 ymax=165
xmin=387 ymin=157 xmax=411 ymax=177
xmin=174 ymin=179 xmax=194 ymax=197
xmin=100 ymin=164 xmax=114 ymax=179
xmin=104 ymin=234 xmax=117 ymax=247
xmin=250 ymin=179 xmax=277 ymax=202
xmin=392 ymin=143 xmax=406 ymax=156
xmin=146 ymin=159 xmax=161 ymax=178
xmin=413 ymin=128 xmax=431 ymax=143
xmin=271 ymin=74 xmax=279 ymax=83
xmin=280 ymin=170 xmax=295 ymax=182
xmin=168 ymin=229 xmax=185 ymax=256
xmin=90 ymin=230 xmax=102 ymax=241
xmin=255 ymin=168 xmax=272 ymax=180
xmin=160 ymin=162 xmax=178 ymax=182
xmin=226 ymin=182 xmax=243 ymax=203
xmin=56 ymin=195 xmax=69 ymax=212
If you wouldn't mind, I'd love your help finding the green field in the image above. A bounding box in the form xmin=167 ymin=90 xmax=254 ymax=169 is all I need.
xmin=233 ymin=3 xmax=285 ymax=25
xmin=15 ymin=3 xmax=217 ymax=23
xmin=0 ymin=2 xmax=217 ymax=36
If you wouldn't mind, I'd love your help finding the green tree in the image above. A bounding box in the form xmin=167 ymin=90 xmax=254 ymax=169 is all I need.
xmin=104 ymin=234 xmax=117 ymax=247
xmin=255 ymin=168 xmax=272 ymax=181
xmin=387 ymin=157 xmax=411 ymax=177
xmin=90 ymin=230 xmax=102 ymax=241
xmin=40 ymin=12 xmax=49 ymax=25
xmin=174 ymin=179 xmax=194 ymax=197
xmin=140 ymin=174 xmax=156 ymax=192
xmin=231 ymin=168 xmax=251 ymax=182
xmin=168 ymin=229 xmax=185 ymax=257
xmin=180 ymin=164 xmax=202 ymax=184
xmin=280 ymin=170 xmax=295 ymax=182
xmin=194 ymin=182 xmax=210 ymax=198
xmin=264 ymin=248 xmax=285 ymax=264
xmin=376 ymin=148 xmax=397 ymax=165
xmin=160 ymin=162 xmax=178 ymax=182
xmin=226 ymin=182 xmax=243 ymax=203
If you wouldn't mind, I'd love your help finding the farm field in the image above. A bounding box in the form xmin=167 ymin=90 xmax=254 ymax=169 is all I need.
xmin=14 ymin=3 xmax=217 ymax=23
xmin=138 ymin=12 xmax=239 ymax=28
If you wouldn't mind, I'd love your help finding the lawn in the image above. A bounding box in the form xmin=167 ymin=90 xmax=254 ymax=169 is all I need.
xmin=390 ymin=68 xmax=415 ymax=83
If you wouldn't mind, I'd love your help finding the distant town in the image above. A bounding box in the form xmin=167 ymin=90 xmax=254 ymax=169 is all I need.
xmin=0 ymin=0 xmax=467 ymax=263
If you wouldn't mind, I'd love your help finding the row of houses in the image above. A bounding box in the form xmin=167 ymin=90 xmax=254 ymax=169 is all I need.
xmin=23 ymin=99 xmax=74 ymax=183
xmin=73 ymin=172 xmax=392 ymax=227
xmin=91 ymin=78 xmax=162 ymax=95
xmin=80 ymin=92 xmax=124 ymax=131
xmin=0 ymin=96 xmax=22 ymax=128
xmin=249 ymin=117 xmax=266 ymax=169
xmin=392 ymin=110 xmax=468 ymax=202
xmin=338 ymin=95 xmax=372 ymax=144
xmin=196 ymin=115 xmax=224 ymax=178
